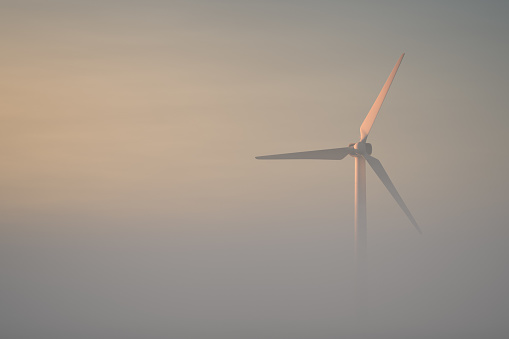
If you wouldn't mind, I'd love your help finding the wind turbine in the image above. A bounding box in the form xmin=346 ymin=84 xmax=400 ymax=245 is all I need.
xmin=256 ymin=54 xmax=421 ymax=308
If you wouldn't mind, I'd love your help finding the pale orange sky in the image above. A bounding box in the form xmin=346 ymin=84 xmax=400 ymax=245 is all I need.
xmin=2 ymin=1 xmax=506 ymax=225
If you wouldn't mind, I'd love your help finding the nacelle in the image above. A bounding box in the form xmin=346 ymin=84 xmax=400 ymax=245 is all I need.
xmin=350 ymin=142 xmax=372 ymax=155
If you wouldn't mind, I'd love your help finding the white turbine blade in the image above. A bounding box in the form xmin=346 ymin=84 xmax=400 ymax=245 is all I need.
xmin=363 ymin=154 xmax=422 ymax=233
xmin=360 ymin=53 xmax=405 ymax=142
xmin=256 ymin=147 xmax=352 ymax=160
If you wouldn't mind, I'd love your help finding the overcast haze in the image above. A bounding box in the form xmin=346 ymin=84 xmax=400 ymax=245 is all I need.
xmin=1 ymin=1 xmax=509 ymax=338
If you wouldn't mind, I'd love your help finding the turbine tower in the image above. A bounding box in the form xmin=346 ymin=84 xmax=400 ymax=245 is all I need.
xmin=256 ymin=54 xmax=421 ymax=311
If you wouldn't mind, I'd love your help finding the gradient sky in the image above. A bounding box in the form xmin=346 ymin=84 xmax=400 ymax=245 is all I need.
xmin=1 ymin=1 xmax=509 ymax=338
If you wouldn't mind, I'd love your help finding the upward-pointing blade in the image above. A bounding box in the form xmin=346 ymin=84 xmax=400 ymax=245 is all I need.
xmin=360 ymin=53 xmax=405 ymax=142
xmin=256 ymin=147 xmax=353 ymax=160
xmin=363 ymin=154 xmax=422 ymax=234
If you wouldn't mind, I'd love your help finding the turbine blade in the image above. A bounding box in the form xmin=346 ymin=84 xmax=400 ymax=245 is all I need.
xmin=360 ymin=53 xmax=405 ymax=142
xmin=363 ymin=154 xmax=422 ymax=233
xmin=256 ymin=147 xmax=352 ymax=160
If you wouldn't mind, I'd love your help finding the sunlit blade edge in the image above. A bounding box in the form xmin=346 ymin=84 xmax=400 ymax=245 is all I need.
xmin=360 ymin=53 xmax=405 ymax=142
